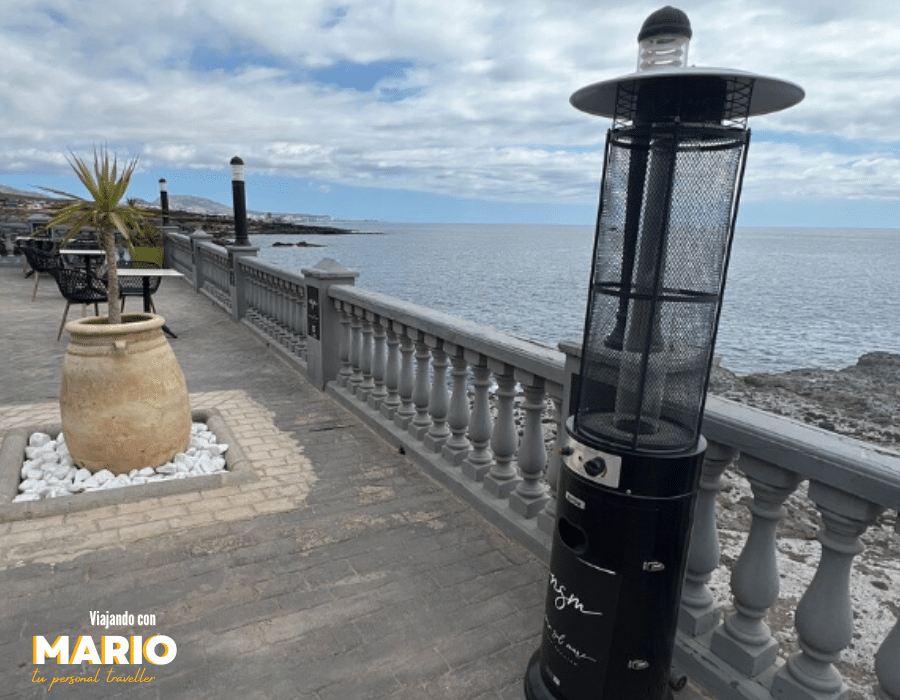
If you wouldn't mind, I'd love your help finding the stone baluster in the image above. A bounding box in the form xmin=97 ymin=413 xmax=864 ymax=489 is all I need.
xmin=441 ymin=346 xmax=471 ymax=466
xmin=348 ymin=310 xmax=363 ymax=394
xmin=680 ymin=443 xmax=738 ymax=637
xmin=509 ymin=373 xmax=549 ymax=518
xmin=875 ymin=517 xmax=900 ymax=700
xmin=483 ymin=364 xmax=521 ymax=498
xmin=461 ymin=354 xmax=493 ymax=482
xmin=423 ymin=340 xmax=450 ymax=452
xmin=336 ymin=303 xmax=353 ymax=388
xmin=296 ymin=287 xmax=307 ymax=359
xmin=772 ymin=482 xmax=884 ymax=700
xmin=711 ymin=456 xmax=803 ymax=674
xmin=408 ymin=336 xmax=433 ymax=440
xmin=380 ymin=324 xmax=402 ymax=420
xmin=367 ymin=318 xmax=388 ymax=410
xmin=357 ymin=316 xmax=375 ymax=401
xmin=537 ymin=391 xmax=564 ymax=535
xmin=394 ymin=331 xmax=417 ymax=429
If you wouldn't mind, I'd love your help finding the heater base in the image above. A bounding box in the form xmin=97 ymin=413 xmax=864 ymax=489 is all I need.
xmin=524 ymin=649 xmax=560 ymax=700
xmin=525 ymin=649 xmax=677 ymax=700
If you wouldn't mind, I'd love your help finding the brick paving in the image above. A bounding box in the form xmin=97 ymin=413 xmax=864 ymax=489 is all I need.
xmin=0 ymin=260 xmax=709 ymax=700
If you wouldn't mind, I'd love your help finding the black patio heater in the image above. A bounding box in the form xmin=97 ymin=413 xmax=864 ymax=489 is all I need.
xmin=524 ymin=7 xmax=802 ymax=700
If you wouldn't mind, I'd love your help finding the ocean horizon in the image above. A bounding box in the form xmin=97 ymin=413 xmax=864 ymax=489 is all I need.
xmin=251 ymin=222 xmax=900 ymax=376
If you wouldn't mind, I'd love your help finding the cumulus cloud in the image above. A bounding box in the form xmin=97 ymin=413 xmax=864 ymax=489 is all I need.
xmin=1 ymin=0 xmax=899 ymax=209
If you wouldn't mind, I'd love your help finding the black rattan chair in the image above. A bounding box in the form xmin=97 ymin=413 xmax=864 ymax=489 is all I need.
xmin=21 ymin=243 xmax=64 ymax=301
xmin=50 ymin=267 xmax=109 ymax=341
xmin=118 ymin=260 xmax=161 ymax=312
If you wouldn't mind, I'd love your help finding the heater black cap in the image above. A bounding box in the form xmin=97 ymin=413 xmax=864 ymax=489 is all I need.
xmin=638 ymin=6 xmax=692 ymax=41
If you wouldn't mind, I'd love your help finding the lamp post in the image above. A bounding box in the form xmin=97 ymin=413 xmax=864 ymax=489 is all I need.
xmin=159 ymin=178 xmax=169 ymax=226
xmin=230 ymin=156 xmax=249 ymax=246
xmin=524 ymin=7 xmax=803 ymax=700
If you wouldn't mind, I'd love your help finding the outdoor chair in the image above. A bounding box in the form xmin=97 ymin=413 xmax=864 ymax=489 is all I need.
xmin=49 ymin=267 xmax=109 ymax=341
xmin=118 ymin=260 xmax=161 ymax=312
xmin=21 ymin=243 xmax=65 ymax=301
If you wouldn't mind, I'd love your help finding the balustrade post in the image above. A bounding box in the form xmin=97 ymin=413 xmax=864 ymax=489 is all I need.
xmin=509 ymin=373 xmax=549 ymax=518
xmin=394 ymin=330 xmax=417 ymax=429
xmin=188 ymin=229 xmax=214 ymax=292
xmin=441 ymin=346 xmax=471 ymax=465
xmin=537 ymin=391 xmax=564 ymax=535
xmin=348 ymin=311 xmax=363 ymax=394
xmin=461 ymin=354 xmax=493 ymax=482
xmin=367 ymin=317 xmax=388 ymax=410
xmin=772 ymin=482 xmax=883 ymax=700
xmin=336 ymin=303 xmax=353 ymax=387
xmin=300 ymin=259 xmax=358 ymax=389
xmin=876 ymin=516 xmax=900 ymax=700
xmin=380 ymin=324 xmax=401 ymax=420
xmin=711 ymin=456 xmax=803 ymax=675
xmin=408 ymin=335 xmax=433 ymax=440
xmin=679 ymin=442 xmax=739 ymax=636
xmin=225 ymin=242 xmax=258 ymax=322
xmin=423 ymin=339 xmax=450 ymax=452
xmin=483 ymin=363 xmax=521 ymax=498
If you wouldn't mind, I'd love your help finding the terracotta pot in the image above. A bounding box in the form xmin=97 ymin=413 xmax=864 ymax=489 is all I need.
xmin=60 ymin=313 xmax=191 ymax=474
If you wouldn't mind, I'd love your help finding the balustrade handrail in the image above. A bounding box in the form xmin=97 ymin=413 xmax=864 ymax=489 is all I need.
xmin=197 ymin=239 xmax=229 ymax=260
xmin=238 ymin=254 xmax=306 ymax=287
xmin=704 ymin=394 xmax=900 ymax=509
xmin=329 ymin=284 xmax=566 ymax=387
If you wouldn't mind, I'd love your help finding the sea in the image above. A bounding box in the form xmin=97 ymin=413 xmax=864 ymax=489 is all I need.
xmin=250 ymin=223 xmax=899 ymax=376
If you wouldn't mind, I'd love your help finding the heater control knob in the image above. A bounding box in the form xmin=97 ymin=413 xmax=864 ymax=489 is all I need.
xmin=584 ymin=457 xmax=608 ymax=478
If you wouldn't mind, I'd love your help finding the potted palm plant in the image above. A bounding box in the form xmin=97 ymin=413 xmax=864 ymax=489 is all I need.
xmin=40 ymin=148 xmax=191 ymax=474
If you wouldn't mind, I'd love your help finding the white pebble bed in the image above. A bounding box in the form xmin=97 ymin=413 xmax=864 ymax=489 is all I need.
xmin=14 ymin=422 xmax=228 ymax=502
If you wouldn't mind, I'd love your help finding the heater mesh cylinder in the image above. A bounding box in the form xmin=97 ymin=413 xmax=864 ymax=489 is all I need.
xmin=574 ymin=123 xmax=748 ymax=454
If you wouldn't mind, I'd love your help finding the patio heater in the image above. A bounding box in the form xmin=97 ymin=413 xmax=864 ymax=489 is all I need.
xmin=524 ymin=7 xmax=802 ymax=700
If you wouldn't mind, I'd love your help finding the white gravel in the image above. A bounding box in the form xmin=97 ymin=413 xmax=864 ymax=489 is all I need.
xmin=14 ymin=422 xmax=228 ymax=502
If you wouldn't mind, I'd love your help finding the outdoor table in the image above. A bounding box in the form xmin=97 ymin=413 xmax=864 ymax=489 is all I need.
xmin=115 ymin=268 xmax=183 ymax=338
xmin=59 ymin=249 xmax=105 ymax=276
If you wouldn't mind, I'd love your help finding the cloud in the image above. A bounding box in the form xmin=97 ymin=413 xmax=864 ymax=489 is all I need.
xmin=2 ymin=0 xmax=900 ymax=211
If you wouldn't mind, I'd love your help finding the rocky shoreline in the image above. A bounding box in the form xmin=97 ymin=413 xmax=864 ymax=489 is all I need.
xmin=709 ymin=351 xmax=900 ymax=451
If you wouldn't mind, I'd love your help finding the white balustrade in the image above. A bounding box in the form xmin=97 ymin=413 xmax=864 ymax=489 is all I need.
xmin=772 ymin=483 xmax=883 ymax=700
xmin=680 ymin=442 xmax=738 ymax=636
xmin=441 ymin=348 xmax=471 ymax=465
xmin=380 ymin=325 xmax=401 ymax=419
xmin=336 ymin=304 xmax=352 ymax=387
xmin=461 ymin=355 xmax=493 ymax=482
xmin=368 ymin=318 xmax=388 ymax=410
xmin=508 ymin=374 xmax=550 ymax=518
xmin=712 ymin=456 xmax=804 ymax=675
xmin=876 ymin=520 xmax=900 ymax=700
xmin=357 ymin=316 xmax=375 ymax=402
xmin=423 ymin=341 xmax=450 ymax=452
xmin=483 ymin=365 xmax=521 ymax=498
xmin=408 ymin=337 xmax=433 ymax=440
xmin=393 ymin=331 xmax=416 ymax=429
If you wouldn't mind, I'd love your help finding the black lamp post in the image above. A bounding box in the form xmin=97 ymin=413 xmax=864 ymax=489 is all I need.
xmin=230 ymin=156 xmax=249 ymax=246
xmin=524 ymin=7 xmax=803 ymax=700
xmin=159 ymin=178 xmax=169 ymax=226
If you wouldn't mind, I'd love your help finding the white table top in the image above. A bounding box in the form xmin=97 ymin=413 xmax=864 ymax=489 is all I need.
xmin=59 ymin=249 xmax=105 ymax=255
xmin=114 ymin=268 xmax=183 ymax=277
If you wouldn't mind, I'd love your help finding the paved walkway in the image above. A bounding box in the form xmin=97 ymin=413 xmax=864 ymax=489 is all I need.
xmin=0 ymin=260 xmax=709 ymax=700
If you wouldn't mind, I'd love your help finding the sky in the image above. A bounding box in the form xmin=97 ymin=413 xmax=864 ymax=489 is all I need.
xmin=2 ymin=0 xmax=900 ymax=226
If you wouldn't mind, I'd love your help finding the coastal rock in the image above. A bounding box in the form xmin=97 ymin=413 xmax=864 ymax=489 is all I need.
xmin=709 ymin=352 xmax=900 ymax=450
